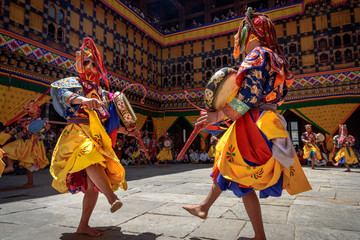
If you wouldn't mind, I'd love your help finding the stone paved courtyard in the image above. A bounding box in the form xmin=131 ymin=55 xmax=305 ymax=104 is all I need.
xmin=1 ymin=164 xmax=360 ymax=240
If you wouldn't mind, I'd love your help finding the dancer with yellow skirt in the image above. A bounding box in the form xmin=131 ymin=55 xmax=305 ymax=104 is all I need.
xmin=156 ymin=132 xmax=173 ymax=167
xmin=183 ymin=9 xmax=311 ymax=240
xmin=50 ymin=38 xmax=134 ymax=237
xmin=2 ymin=100 xmax=49 ymax=187
xmin=332 ymin=124 xmax=358 ymax=172
xmin=301 ymin=124 xmax=322 ymax=169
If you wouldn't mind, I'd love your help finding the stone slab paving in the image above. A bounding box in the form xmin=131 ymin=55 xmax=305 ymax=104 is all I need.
xmin=0 ymin=164 xmax=360 ymax=239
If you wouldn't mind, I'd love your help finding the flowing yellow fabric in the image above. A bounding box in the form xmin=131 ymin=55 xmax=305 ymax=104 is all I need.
xmin=2 ymin=137 xmax=48 ymax=170
xmin=208 ymin=145 xmax=216 ymax=158
xmin=50 ymin=109 xmax=127 ymax=193
xmin=334 ymin=147 xmax=359 ymax=164
xmin=0 ymin=148 xmax=5 ymax=178
xmin=215 ymin=111 xmax=311 ymax=194
xmin=0 ymin=132 xmax=12 ymax=145
xmin=303 ymin=143 xmax=322 ymax=159
xmin=156 ymin=147 xmax=173 ymax=161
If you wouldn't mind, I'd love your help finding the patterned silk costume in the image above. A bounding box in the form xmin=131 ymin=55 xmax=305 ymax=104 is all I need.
xmin=211 ymin=45 xmax=311 ymax=197
xmin=0 ymin=148 xmax=5 ymax=177
xmin=50 ymin=38 xmax=127 ymax=194
xmin=333 ymin=125 xmax=358 ymax=165
xmin=156 ymin=134 xmax=173 ymax=162
xmin=301 ymin=126 xmax=322 ymax=160
xmin=50 ymin=77 xmax=127 ymax=193
xmin=2 ymin=101 xmax=49 ymax=172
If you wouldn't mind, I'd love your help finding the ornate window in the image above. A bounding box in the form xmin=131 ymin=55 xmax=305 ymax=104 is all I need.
xmin=206 ymin=71 xmax=212 ymax=80
xmin=288 ymin=43 xmax=297 ymax=53
xmin=171 ymin=76 xmax=176 ymax=86
xmin=48 ymin=23 xmax=55 ymax=38
xmin=290 ymin=57 xmax=298 ymax=67
xmin=222 ymin=56 xmax=228 ymax=65
xmin=57 ymin=27 xmax=63 ymax=41
xmin=120 ymin=44 xmax=125 ymax=55
xmin=58 ymin=9 xmax=65 ymax=23
xmin=206 ymin=59 xmax=211 ymax=68
xmin=344 ymin=49 xmax=352 ymax=61
xmin=335 ymin=50 xmax=342 ymax=62
xmin=48 ymin=4 xmax=56 ymax=18
xmin=177 ymin=76 xmax=182 ymax=86
xmin=186 ymin=75 xmax=191 ymax=85
xmin=115 ymin=56 xmax=120 ymax=67
xmin=185 ymin=62 xmax=191 ymax=71
xmin=319 ymin=53 xmax=329 ymax=64
xmin=343 ymin=34 xmax=351 ymax=45
xmin=163 ymin=66 xmax=168 ymax=74
xmin=318 ymin=38 xmax=327 ymax=49
xmin=115 ymin=41 xmax=120 ymax=52
xmin=120 ymin=58 xmax=125 ymax=69
xmin=177 ymin=63 xmax=181 ymax=73
xmin=216 ymin=57 xmax=221 ymax=67
xmin=163 ymin=78 xmax=168 ymax=87
xmin=172 ymin=65 xmax=176 ymax=74
xmin=334 ymin=35 xmax=341 ymax=47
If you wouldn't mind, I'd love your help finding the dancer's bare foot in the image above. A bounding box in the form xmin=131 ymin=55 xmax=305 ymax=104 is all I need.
xmin=345 ymin=169 xmax=351 ymax=172
xmin=183 ymin=205 xmax=207 ymax=219
xmin=76 ymin=225 xmax=103 ymax=237
xmin=3 ymin=167 xmax=14 ymax=174
xmin=20 ymin=183 xmax=34 ymax=188
xmin=110 ymin=199 xmax=123 ymax=213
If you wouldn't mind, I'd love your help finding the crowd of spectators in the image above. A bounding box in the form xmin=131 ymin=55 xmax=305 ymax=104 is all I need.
xmin=114 ymin=131 xmax=214 ymax=166
xmin=123 ymin=0 xmax=298 ymax=34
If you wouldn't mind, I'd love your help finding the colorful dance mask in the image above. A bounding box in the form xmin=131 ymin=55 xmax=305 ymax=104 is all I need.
xmin=338 ymin=124 xmax=348 ymax=137
xmin=305 ymin=124 xmax=312 ymax=132
xmin=75 ymin=37 xmax=109 ymax=87
xmin=233 ymin=8 xmax=279 ymax=59
xmin=23 ymin=99 xmax=41 ymax=119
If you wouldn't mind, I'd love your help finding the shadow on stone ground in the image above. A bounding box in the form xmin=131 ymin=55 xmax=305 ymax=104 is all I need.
xmin=59 ymin=226 xmax=160 ymax=240
xmin=0 ymin=164 xmax=213 ymax=204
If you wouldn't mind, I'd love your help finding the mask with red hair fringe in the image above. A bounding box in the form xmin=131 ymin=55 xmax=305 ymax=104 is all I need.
xmin=75 ymin=37 xmax=109 ymax=87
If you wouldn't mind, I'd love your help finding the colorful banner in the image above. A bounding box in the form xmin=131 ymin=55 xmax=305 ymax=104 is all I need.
xmin=152 ymin=116 xmax=179 ymax=140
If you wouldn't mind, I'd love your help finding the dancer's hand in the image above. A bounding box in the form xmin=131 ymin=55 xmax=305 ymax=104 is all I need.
xmin=196 ymin=110 xmax=225 ymax=127
xmin=80 ymin=97 xmax=103 ymax=110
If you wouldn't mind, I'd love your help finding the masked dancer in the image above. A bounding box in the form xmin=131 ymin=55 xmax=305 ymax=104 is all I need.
xmin=183 ymin=9 xmax=311 ymax=240
xmin=50 ymin=38 xmax=136 ymax=237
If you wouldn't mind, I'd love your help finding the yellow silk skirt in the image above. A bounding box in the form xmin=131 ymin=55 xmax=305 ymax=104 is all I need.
xmin=50 ymin=110 xmax=127 ymax=193
xmin=334 ymin=147 xmax=359 ymax=164
xmin=157 ymin=147 xmax=173 ymax=161
xmin=0 ymin=132 xmax=12 ymax=145
xmin=0 ymin=148 xmax=5 ymax=178
xmin=303 ymin=143 xmax=322 ymax=159
xmin=208 ymin=145 xmax=216 ymax=158
xmin=214 ymin=111 xmax=311 ymax=195
xmin=2 ymin=136 xmax=48 ymax=171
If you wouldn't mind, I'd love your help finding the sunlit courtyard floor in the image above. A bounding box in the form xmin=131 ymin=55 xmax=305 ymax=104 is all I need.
xmin=1 ymin=163 xmax=359 ymax=240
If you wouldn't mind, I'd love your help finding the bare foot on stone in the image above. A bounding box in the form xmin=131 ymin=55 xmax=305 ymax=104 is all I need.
xmin=110 ymin=199 xmax=123 ymax=213
xmin=76 ymin=225 xmax=102 ymax=237
xmin=182 ymin=205 xmax=207 ymax=219
xmin=3 ymin=167 xmax=14 ymax=174
xmin=20 ymin=183 xmax=34 ymax=188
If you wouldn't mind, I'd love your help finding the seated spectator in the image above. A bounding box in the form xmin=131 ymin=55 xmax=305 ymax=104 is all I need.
xmin=199 ymin=150 xmax=209 ymax=164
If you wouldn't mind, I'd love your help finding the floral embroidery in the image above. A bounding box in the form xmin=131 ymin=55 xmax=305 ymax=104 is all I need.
xmin=226 ymin=145 xmax=235 ymax=163
xmin=93 ymin=134 xmax=102 ymax=146
xmin=289 ymin=166 xmax=295 ymax=177
xmin=251 ymin=168 xmax=264 ymax=179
